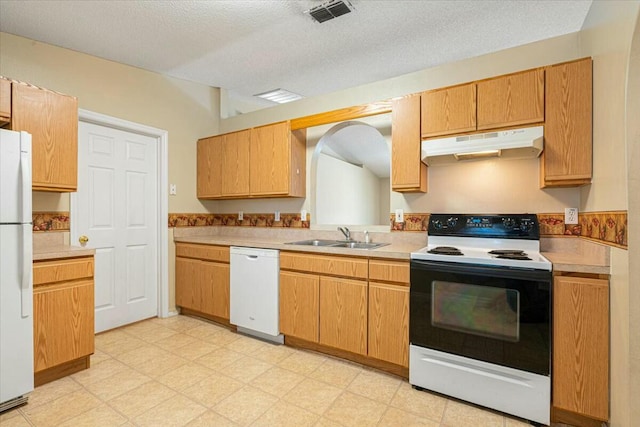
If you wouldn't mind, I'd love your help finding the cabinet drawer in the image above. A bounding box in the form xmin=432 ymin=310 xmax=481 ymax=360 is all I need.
xmin=280 ymin=252 xmax=368 ymax=279
xmin=175 ymin=243 xmax=230 ymax=263
xmin=33 ymin=257 xmax=94 ymax=286
xmin=369 ymin=259 xmax=409 ymax=285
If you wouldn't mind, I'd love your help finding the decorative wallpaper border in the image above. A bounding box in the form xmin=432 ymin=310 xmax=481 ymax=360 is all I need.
xmin=538 ymin=210 xmax=627 ymax=248
xmin=390 ymin=213 xmax=430 ymax=231
xmin=168 ymin=213 xmax=310 ymax=229
xmin=32 ymin=212 xmax=70 ymax=232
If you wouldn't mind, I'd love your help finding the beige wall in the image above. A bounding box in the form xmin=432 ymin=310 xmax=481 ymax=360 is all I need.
xmin=577 ymin=2 xmax=640 ymax=426
xmin=625 ymin=8 xmax=640 ymax=427
xmin=0 ymin=32 xmax=221 ymax=214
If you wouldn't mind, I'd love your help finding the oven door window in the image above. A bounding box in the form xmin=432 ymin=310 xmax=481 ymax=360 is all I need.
xmin=432 ymin=281 xmax=519 ymax=342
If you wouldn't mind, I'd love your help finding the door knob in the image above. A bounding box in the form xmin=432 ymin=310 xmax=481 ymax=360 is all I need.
xmin=79 ymin=235 xmax=89 ymax=246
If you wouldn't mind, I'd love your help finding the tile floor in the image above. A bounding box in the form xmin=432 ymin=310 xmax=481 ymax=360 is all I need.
xmin=1 ymin=315 xmax=538 ymax=427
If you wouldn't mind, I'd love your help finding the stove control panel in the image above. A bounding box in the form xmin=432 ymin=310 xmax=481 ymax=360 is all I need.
xmin=427 ymin=214 xmax=540 ymax=240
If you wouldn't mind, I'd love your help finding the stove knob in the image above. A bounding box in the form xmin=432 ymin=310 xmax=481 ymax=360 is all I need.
xmin=520 ymin=221 xmax=532 ymax=232
xmin=432 ymin=219 xmax=443 ymax=230
xmin=447 ymin=217 xmax=458 ymax=228
xmin=502 ymin=217 xmax=515 ymax=228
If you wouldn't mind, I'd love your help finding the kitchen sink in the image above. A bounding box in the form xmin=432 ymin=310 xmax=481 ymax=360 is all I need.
xmin=285 ymin=239 xmax=343 ymax=247
xmin=285 ymin=239 xmax=388 ymax=250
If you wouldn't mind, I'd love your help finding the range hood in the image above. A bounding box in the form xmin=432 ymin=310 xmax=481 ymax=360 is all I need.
xmin=421 ymin=126 xmax=544 ymax=165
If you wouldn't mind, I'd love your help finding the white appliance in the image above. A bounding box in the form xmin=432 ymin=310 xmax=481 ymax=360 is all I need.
xmin=421 ymin=125 xmax=544 ymax=165
xmin=230 ymin=247 xmax=282 ymax=344
xmin=0 ymin=130 xmax=34 ymax=413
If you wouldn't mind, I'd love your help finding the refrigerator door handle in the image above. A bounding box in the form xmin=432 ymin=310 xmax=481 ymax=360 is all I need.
xmin=20 ymin=134 xmax=32 ymax=224
xmin=20 ymin=137 xmax=33 ymax=318
xmin=21 ymin=224 xmax=33 ymax=318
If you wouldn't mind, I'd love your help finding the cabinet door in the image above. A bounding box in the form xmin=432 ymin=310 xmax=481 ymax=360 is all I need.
xmin=250 ymin=122 xmax=290 ymax=196
xmin=477 ymin=69 xmax=544 ymax=130
xmin=553 ymin=276 xmax=608 ymax=421
xmin=200 ymin=261 xmax=230 ymax=320
xmin=175 ymin=256 xmax=200 ymax=311
xmin=421 ymin=83 xmax=476 ymax=137
xmin=279 ymin=271 xmax=319 ymax=342
xmin=368 ymin=282 xmax=409 ymax=367
xmin=11 ymin=83 xmax=78 ymax=191
xmin=319 ymin=276 xmax=367 ymax=355
xmin=541 ymin=58 xmax=592 ymax=187
xmin=392 ymin=94 xmax=427 ymax=193
xmin=221 ymin=129 xmax=250 ymax=196
xmin=33 ymin=280 xmax=94 ymax=372
xmin=197 ymin=136 xmax=222 ymax=198
xmin=0 ymin=78 xmax=10 ymax=125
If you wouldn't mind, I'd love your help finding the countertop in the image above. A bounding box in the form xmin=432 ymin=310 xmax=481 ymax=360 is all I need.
xmin=33 ymin=245 xmax=95 ymax=261
xmin=174 ymin=234 xmax=422 ymax=260
xmin=175 ymin=233 xmax=611 ymax=274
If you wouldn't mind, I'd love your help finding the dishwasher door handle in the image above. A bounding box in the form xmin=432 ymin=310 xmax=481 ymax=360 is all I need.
xmin=246 ymin=255 xmax=259 ymax=259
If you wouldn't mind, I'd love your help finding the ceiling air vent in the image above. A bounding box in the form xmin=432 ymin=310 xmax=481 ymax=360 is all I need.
xmin=306 ymin=0 xmax=354 ymax=23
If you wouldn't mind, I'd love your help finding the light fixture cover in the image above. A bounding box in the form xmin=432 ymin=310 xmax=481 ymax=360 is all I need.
xmin=254 ymin=88 xmax=303 ymax=104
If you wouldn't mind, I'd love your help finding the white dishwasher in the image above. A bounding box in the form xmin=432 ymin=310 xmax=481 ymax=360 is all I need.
xmin=230 ymin=246 xmax=283 ymax=343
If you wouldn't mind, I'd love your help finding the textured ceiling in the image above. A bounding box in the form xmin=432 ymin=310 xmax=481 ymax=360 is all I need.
xmin=0 ymin=0 xmax=592 ymax=108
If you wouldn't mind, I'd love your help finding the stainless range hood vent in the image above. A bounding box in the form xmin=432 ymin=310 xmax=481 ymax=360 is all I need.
xmin=306 ymin=0 xmax=354 ymax=23
xmin=421 ymin=126 xmax=544 ymax=165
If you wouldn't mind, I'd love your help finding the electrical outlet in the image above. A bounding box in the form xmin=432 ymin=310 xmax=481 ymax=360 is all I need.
xmin=169 ymin=184 xmax=177 ymax=195
xmin=300 ymin=210 xmax=308 ymax=221
xmin=238 ymin=211 xmax=243 ymax=221
xmin=395 ymin=209 xmax=404 ymax=222
xmin=565 ymin=208 xmax=578 ymax=225
xmin=275 ymin=211 xmax=280 ymax=222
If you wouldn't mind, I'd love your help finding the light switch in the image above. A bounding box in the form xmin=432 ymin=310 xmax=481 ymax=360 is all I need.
xmin=169 ymin=184 xmax=177 ymax=195
xmin=238 ymin=211 xmax=243 ymax=221
xmin=275 ymin=211 xmax=280 ymax=221
xmin=301 ymin=210 xmax=308 ymax=221
xmin=395 ymin=209 xmax=404 ymax=222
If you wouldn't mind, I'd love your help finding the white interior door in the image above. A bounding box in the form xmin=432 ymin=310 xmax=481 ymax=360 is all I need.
xmin=76 ymin=121 xmax=158 ymax=333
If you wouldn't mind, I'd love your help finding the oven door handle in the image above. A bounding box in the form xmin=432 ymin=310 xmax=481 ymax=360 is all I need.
xmin=410 ymin=260 xmax=552 ymax=282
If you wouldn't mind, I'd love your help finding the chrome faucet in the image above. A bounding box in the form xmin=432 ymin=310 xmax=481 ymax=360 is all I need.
xmin=338 ymin=227 xmax=351 ymax=241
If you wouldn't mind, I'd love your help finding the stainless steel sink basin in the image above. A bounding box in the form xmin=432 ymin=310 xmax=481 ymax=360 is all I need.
xmin=285 ymin=239 xmax=342 ymax=247
xmin=285 ymin=239 xmax=388 ymax=250
xmin=331 ymin=241 xmax=388 ymax=249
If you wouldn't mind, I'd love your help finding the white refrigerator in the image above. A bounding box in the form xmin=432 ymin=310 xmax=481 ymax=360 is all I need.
xmin=0 ymin=129 xmax=33 ymax=412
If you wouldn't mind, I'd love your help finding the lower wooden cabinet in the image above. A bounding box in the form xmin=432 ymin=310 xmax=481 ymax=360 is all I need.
xmin=368 ymin=259 xmax=410 ymax=367
xmin=553 ymin=275 xmax=609 ymax=423
xmin=368 ymin=282 xmax=409 ymax=367
xmin=319 ymin=276 xmax=368 ymax=355
xmin=279 ymin=271 xmax=319 ymax=342
xmin=175 ymin=243 xmax=230 ymax=320
xmin=33 ymin=256 xmax=95 ymax=385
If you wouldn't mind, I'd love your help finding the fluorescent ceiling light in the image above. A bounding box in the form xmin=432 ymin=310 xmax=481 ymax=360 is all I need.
xmin=254 ymin=88 xmax=303 ymax=104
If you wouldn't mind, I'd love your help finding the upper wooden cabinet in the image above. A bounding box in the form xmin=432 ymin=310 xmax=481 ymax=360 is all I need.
xmin=541 ymin=58 xmax=592 ymax=188
xmin=10 ymin=81 xmax=78 ymax=192
xmin=196 ymin=121 xmax=306 ymax=199
xmin=477 ymin=69 xmax=544 ymax=130
xmin=553 ymin=275 xmax=609 ymax=422
xmin=421 ymin=68 xmax=544 ymax=138
xmin=250 ymin=121 xmax=306 ymax=197
xmin=0 ymin=77 xmax=10 ymax=126
xmin=392 ymin=94 xmax=427 ymax=193
xmin=222 ymin=129 xmax=251 ymax=197
xmin=421 ymin=83 xmax=476 ymax=138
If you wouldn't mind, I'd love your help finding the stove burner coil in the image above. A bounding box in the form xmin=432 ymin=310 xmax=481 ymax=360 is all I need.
xmin=495 ymin=254 xmax=532 ymax=260
xmin=488 ymin=250 xmax=526 ymax=255
xmin=428 ymin=246 xmax=463 ymax=256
